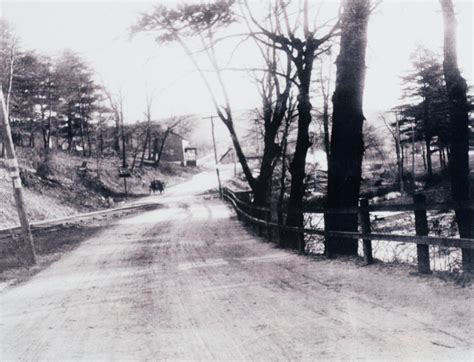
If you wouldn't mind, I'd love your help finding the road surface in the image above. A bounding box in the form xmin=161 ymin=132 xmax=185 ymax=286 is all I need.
xmin=1 ymin=169 xmax=473 ymax=360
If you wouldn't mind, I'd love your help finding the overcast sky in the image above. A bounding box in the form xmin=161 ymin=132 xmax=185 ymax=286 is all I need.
xmin=1 ymin=0 xmax=473 ymax=124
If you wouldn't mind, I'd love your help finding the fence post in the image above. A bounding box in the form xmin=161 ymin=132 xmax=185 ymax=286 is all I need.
xmin=266 ymin=210 xmax=273 ymax=242
xmin=252 ymin=208 xmax=257 ymax=233
xmin=359 ymin=198 xmax=373 ymax=265
xmin=233 ymin=195 xmax=241 ymax=223
xmin=464 ymin=209 xmax=474 ymax=272
xmin=298 ymin=228 xmax=305 ymax=254
xmin=251 ymin=207 xmax=257 ymax=234
xmin=240 ymin=193 xmax=251 ymax=227
xmin=413 ymin=193 xmax=431 ymax=274
xmin=245 ymin=204 xmax=250 ymax=226
xmin=455 ymin=206 xmax=474 ymax=272
xmin=234 ymin=193 xmax=242 ymax=221
xmin=277 ymin=217 xmax=284 ymax=248
xmin=257 ymin=209 xmax=264 ymax=237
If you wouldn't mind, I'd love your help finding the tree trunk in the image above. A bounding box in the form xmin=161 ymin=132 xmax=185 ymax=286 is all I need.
xmin=67 ymin=114 xmax=73 ymax=151
xmin=323 ymin=99 xmax=331 ymax=167
xmin=277 ymin=112 xmax=291 ymax=247
xmin=29 ymin=131 xmax=35 ymax=149
xmin=402 ymin=144 xmax=406 ymax=170
xmin=45 ymin=116 xmax=52 ymax=160
xmin=121 ymin=121 xmax=127 ymax=168
xmin=42 ymin=127 xmax=48 ymax=150
xmin=79 ymin=120 xmax=87 ymax=157
xmin=99 ymin=134 xmax=104 ymax=155
xmin=320 ymin=59 xmax=332 ymax=168
xmin=85 ymin=120 xmax=92 ymax=157
xmin=155 ymin=130 xmax=170 ymax=168
xmin=285 ymin=83 xmax=313 ymax=251
xmin=425 ymin=136 xmax=432 ymax=176
xmin=130 ymin=143 xmax=140 ymax=171
xmin=253 ymin=104 xmax=287 ymax=207
xmin=325 ymin=0 xmax=370 ymax=257
xmin=114 ymin=118 xmax=121 ymax=154
xmin=439 ymin=147 xmax=445 ymax=171
xmin=221 ymin=116 xmax=256 ymax=191
xmin=395 ymin=136 xmax=403 ymax=191
xmin=284 ymin=37 xmax=320 ymax=253
xmin=421 ymin=142 xmax=427 ymax=169
xmin=440 ymin=0 xmax=473 ymax=270
xmin=140 ymin=128 xmax=150 ymax=167
xmin=252 ymin=143 xmax=278 ymax=206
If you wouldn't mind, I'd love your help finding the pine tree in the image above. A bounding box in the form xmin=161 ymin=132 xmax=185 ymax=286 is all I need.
xmin=55 ymin=51 xmax=98 ymax=154
xmin=400 ymin=46 xmax=449 ymax=176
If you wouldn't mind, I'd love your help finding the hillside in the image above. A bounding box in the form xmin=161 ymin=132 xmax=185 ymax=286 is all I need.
xmin=0 ymin=148 xmax=200 ymax=229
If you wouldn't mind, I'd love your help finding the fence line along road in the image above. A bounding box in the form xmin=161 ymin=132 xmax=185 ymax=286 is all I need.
xmin=222 ymin=187 xmax=474 ymax=274
xmin=0 ymin=202 xmax=160 ymax=242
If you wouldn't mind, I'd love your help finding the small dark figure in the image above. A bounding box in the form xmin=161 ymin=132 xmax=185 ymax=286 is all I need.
xmin=149 ymin=180 xmax=165 ymax=194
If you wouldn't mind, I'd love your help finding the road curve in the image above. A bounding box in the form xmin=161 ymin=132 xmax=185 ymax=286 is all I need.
xmin=1 ymin=170 xmax=473 ymax=360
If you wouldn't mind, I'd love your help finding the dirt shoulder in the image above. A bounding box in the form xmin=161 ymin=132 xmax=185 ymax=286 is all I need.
xmin=0 ymin=203 xmax=161 ymax=289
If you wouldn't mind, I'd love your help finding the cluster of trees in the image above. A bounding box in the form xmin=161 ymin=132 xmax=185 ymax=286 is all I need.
xmin=133 ymin=0 xmax=372 ymax=254
xmin=1 ymin=20 xmax=102 ymax=156
xmin=390 ymin=46 xmax=451 ymax=177
xmin=0 ymin=19 xmax=190 ymax=170
xmin=134 ymin=0 xmax=471 ymax=260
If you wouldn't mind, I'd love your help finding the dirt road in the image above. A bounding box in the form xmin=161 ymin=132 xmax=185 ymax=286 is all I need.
xmin=1 ymin=170 xmax=473 ymax=360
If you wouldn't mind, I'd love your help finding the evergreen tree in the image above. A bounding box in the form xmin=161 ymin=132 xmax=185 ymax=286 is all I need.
xmin=399 ymin=46 xmax=449 ymax=176
xmin=9 ymin=51 xmax=43 ymax=147
xmin=55 ymin=51 xmax=99 ymax=154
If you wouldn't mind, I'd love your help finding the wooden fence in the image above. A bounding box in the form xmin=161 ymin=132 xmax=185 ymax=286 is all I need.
xmin=222 ymin=187 xmax=474 ymax=273
xmin=0 ymin=203 xmax=159 ymax=242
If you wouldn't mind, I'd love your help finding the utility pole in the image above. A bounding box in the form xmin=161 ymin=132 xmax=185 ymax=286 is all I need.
xmin=120 ymin=102 xmax=128 ymax=200
xmin=0 ymin=89 xmax=36 ymax=265
xmin=203 ymin=116 xmax=222 ymax=198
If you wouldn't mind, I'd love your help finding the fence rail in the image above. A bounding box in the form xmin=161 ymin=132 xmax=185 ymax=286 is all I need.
xmin=222 ymin=187 xmax=474 ymax=273
xmin=0 ymin=203 xmax=159 ymax=242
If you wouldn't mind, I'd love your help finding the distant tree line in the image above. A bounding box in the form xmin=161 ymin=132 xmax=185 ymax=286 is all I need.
xmin=0 ymin=19 xmax=191 ymax=169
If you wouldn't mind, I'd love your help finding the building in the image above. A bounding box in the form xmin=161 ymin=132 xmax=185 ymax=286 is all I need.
xmin=158 ymin=131 xmax=186 ymax=163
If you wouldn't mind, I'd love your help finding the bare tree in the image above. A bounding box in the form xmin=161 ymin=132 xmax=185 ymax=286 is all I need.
xmin=381 ymin=113 xmax=404 ymax=190
xmin=139 ymin=91 xmax=154 ymax=168
xmin=105 ymin=89 xmax=126 ymax=166
xmin=276 ymin=92 xmax=297 ymax=247
xmin=248 ymin=20 xmax=295 ymax=207
xmin=94 ymin=97 xmax=109 ymax=179
xmin=243 ymin=0 xmax=340 ymax=250
xmin=317 ymin=54 xmax=333 ymax=167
